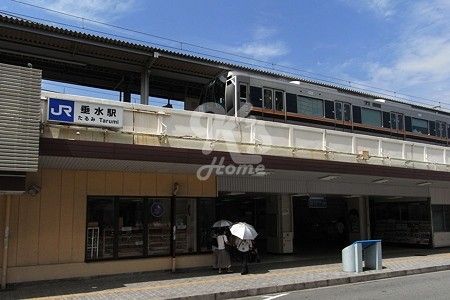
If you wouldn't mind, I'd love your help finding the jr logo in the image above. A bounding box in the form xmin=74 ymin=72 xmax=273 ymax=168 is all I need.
xmin=51 ymin=104 xmax=72 ymax=116
xmin=48 ymin=98 xmax=75 ymax=123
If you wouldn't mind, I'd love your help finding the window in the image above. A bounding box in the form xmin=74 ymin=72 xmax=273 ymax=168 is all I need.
xmin=239 ymin=84 xmax=247 ymax=102
xmin=343 ymin=103 xmax=351 ymax=121
xmin=274 ymin=90 xmax=284 ymax=111
xmin=147 ymin=198 xmax=171 ymax=256
xmin=286 ymin=93 xmax=297 ymax=113
xmin=197 ymin=198 xmax=216 ymax=253
xmin=86 ymin=197 xmax=115 ymax=260
xmin=432 ymin=205 xmax=450 ymax=232
xmin=86 ymin=197 xmax=213 ymax=261
xmin=390 ymin=113 xmax=404 ymax=131
xmin=411 ymin=118 xmax=429 ymax=134
xmin=297 ymin=96 xmax=323 ymax=117
xmin=436 ymin=121 xmax=447 ymax=138
xmin=263 ymin=88 xmax=273 ymax=109
xmin=335 ymin=102 xmax=342 ymax=120
xmin=361 ymin=108 xmax=382 ymax=127
xmin=117 ymin=198 xmax=144 ymax=258
xmin=336 ymin=102 xmax=351 ymax=121
xmin=249 ymin=86 xmax=262 ymax=107
xmin=175 ymin=198 xmax=197 ymax=254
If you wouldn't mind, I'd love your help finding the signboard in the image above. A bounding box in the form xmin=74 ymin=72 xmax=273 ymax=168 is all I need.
xmin=47 ymin=98 xmax=123 ymax=128
xmin=308 ymin=196 xmax=327 ymax=208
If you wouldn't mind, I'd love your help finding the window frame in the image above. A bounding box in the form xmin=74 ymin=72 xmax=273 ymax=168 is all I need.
xmin=297 ymin=95 xmax=324 ymax=117
xmin=263 ymin=87 xmax=274 ymax=110
xmin=239 ymin=83 xmax=248 ymax=103
xmin=85 ymin=196 xmax=215 ymax=262
xmin=411 ymin=117 xmax=429 ymax=135
xmin=361 ymin=107 xmax=382 ymax=127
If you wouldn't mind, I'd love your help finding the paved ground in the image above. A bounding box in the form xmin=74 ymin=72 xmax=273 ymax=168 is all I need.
xmin=237 ymin=269 xmax=450 ymax=300
xmin=1 ymin=247 xmax=450 ymax=299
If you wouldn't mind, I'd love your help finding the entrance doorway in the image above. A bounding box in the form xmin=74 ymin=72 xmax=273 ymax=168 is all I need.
xmin=293 ymin=195 xmax=349 ymax=252
xmin=216 ymin=192 xmax=269 ymax=252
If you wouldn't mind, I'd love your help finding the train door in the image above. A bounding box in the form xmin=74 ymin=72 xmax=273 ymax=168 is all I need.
xmin=335 ymin=101 xmax=352 ymax=125
xmin=274 ymin=90 xmax=284 ymax=113
xmin=390 ymin=112 xmax=404 ymax=134
xmin=436 ymin=120 xmax=447 ymax=140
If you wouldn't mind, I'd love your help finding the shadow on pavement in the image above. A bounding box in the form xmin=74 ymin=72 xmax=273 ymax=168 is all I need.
xmin=2 ymin=246 xmax=449 ymax=299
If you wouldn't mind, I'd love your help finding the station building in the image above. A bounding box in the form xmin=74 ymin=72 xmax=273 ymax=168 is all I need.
xmin=1 ymin=15 xmax=450 ymax=287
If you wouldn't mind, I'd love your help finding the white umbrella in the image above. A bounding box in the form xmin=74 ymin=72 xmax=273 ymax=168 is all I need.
xmin=230 ymin=222 xmax=258 ymax=240
xmin=212 ymin=219 xmax=233 ymax=228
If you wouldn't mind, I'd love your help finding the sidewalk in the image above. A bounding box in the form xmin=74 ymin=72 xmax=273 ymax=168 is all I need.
xmin=2 ymin=247 xmax=450 ymax=300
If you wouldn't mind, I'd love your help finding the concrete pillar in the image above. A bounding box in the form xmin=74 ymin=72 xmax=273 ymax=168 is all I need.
xmin=140 ymin=69 xmax=150 ymax=105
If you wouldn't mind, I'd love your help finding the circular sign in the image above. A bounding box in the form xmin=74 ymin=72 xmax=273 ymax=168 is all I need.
xmin=151 ymin=201 xmax=165 ymax=218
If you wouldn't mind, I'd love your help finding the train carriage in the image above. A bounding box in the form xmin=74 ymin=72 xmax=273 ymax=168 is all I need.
xmin=201 ymin=70 xmax=450 ymax=146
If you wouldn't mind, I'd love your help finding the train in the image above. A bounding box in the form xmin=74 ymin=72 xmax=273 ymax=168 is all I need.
xmin=199 ymin=71 xmax=450 ymax=146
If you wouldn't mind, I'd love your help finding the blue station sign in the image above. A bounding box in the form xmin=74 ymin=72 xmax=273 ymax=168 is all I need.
xmin=47 ymin=98 xmax=123 ymax=128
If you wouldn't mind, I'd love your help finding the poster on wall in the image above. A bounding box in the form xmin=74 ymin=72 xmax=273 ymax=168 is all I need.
xmin=47 ymin=98 xmax=123 ymax=128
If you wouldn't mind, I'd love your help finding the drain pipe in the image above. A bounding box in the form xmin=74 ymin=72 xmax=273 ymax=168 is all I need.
xmin=1 ymin=194 xmax=11 ymax=290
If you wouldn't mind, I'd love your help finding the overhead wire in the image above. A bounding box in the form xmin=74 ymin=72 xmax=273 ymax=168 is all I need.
xmin=3 ymin=1 xmax=450 ymax=111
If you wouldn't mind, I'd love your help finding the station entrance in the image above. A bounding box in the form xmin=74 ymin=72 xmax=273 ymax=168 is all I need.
xmin=293 ymin=195 xmax=350 ymax=250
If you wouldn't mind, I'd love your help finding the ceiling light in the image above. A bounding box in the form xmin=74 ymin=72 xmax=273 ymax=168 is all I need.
xmin=373 ymin=178 xmax=389 ymax=184
xmin=417 ymin=182 xmax=432 ymax=186
xmin=319 ymin=175 xmax=339 ymax=181
xmin=252 ymin=171 xmax=272 ymax=177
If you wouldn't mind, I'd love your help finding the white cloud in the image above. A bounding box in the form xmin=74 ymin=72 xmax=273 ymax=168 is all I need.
xmin=252 ymin=25 xmax=277 ymax=40
xmin=232 ymin=26 xmax=289 ymax=60
xmin=235 ymin=41 xmax=288 ymax=60
xmin=339 ymin=0 xmax=450 ymax=103
xmin=341 ymin=0 xmax=396 ymax=18
xmin=39 ymin=0 xmax=135 ymax=22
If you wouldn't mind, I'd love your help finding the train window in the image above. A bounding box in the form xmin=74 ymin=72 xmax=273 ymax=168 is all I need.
xmin=372 ymin=103 xmax=382 ymax=108
xmin=239 ymin=84 xmax=247 ymax=102
xmin=263 ymin=88 xmax=273 ymax=110
xmin=335 ymin=102 xmax=342 ymax=120
xmin=352 ymin=106 xmax=362 ymax=123
xmin=389 ymin=113 xmax=404 ymax=131
xmin=436 ymin=121 xmax=447 ymax=138
xmin=344 ymin=103 xmax=351 ymax=121
xmin=324 ymin=101 xmax=334 ymax=119
xmin=275 ymin=90 xmax=284 ymax=111
xmin=429 ymin=121 xmax=436 ymax=136
xmin=297 ymin=96 xmax=323 ymax=117
xmin=361 ymin=108 xmax=382 ymax=127
xmin=383 ymin=112 xmax=391 ymax=128
xmin=398 ymin=114 xmax=404 ymax=131
xmin=250 ymin=86 xmax=262 ymax=108
xmin=286 ymin=93 xmax=297 ymax=113
xmin=390 ymin=113 xmax=397 ymax=130
xmin=411 ymin=118 xmax=429 ymax=135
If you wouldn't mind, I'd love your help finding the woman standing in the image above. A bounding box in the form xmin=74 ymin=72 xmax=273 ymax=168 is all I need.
xmin=216 ymin=228 xmax=232 ymax=273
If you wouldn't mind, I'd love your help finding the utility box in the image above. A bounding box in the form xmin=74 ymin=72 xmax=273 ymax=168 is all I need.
xmin=342 ymin=240 xmax=382 ymax=273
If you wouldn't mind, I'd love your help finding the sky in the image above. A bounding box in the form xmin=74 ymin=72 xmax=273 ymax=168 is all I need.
xmin=1 ymin=0 xmax=450 ymax=109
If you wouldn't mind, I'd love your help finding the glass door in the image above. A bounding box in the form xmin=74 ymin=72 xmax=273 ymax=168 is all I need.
xmin=335 ymin=101 xmax=351 ymax=124
xmin=274 ymin=90 xmax=284 ymax=112
xmin=390 ymin=112 xmax=404 ymax=133
xmin=436 ymin=121 xmax=447 ymax=139
xmin=117 ymin=197 xmax=144 ymax=258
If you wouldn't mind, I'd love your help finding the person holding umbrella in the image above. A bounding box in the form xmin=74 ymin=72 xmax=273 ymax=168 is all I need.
xmin=230 ymin=222 xmax=258 ymax=275
xmin=212 ymin=220 xmax=233 ymax=273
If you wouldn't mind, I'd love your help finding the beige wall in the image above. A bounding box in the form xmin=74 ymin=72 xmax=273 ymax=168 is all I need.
xmin=1 ymin=169 xmax=216 ymax=283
